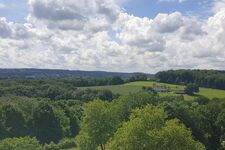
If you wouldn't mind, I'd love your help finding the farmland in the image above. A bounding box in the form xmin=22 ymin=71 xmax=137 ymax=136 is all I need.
xmin=80 ymin=81 xmax=225 ymax=100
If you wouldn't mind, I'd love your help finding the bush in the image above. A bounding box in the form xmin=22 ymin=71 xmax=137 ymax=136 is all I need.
xmin=0 ymin=137 xmax=42 ymax=150
xmin=44 ymin=138 xmax=76 ymax=150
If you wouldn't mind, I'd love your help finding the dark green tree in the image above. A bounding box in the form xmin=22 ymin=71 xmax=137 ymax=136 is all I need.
xmin=0 ymin=104 xmax=27 ymax=138
xmin=31 ymin=102 xmax=63 ymax=143
xmin=185 ymin=83 xmax=199 ymax=95
xmin=108 ymin=76 xmax=124 ymax=85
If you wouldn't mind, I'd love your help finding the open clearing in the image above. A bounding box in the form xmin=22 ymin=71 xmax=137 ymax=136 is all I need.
xmin=79 ymin=81 xmax=225 ymax=100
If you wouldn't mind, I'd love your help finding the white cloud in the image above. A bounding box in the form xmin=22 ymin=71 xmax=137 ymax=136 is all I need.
xmin=0 ymin=0 xmax=225 ymax=73
xmin=28 ymin=0 xmax=121 ymax=32
xmin=212 ymin=0 xmax=225 ymax=12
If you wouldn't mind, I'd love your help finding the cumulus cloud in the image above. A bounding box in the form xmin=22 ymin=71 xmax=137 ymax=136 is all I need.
xmin=152 ymin=12 xmax=184 ymax=33
xmin=0 ymin=18 xmax=12 ymax=38
xmin=28 ymin=0 xmax=121 ymax=32
xmin=0 ymin=0 xmax=225 ymax=73
xmin=212 ymin=0 xmax=225 ymax=12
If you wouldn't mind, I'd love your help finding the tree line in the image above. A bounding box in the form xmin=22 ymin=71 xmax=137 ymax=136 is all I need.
xmin=0 ymin=78 xmax=122 ymax=102
xmin=156 ymin=69 xmax=225 ymax=90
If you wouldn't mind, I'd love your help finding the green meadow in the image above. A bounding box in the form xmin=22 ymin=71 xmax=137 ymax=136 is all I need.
xmin=79 ymin=81 xmax=225 ymax=100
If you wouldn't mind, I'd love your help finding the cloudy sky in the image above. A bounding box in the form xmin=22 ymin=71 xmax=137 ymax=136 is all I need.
xmin=0 ymin=0 xmax=224 ymax=73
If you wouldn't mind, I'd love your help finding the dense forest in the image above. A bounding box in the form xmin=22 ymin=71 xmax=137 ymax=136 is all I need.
xmin=0 ymin=91 xmax=225 ymax=150
xmin=0 ymin=69 xmax=151 ymax=79
xmin=0 ymin=77 xmax=126 ymax=102
xmin=0 ymin=74 xmax=224 ymax=150
xmin=156 ymin=70 xmax=225 ymax=90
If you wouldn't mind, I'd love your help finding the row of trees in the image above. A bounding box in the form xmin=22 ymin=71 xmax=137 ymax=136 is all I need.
xmin=0 ymin=84 xmax=118 ymax=102
xmin=156 ymin=70 xmax=225 ymax=90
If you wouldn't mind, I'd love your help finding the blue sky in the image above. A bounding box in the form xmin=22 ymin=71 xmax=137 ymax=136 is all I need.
xmin=121 ymin=0 xmax=213 ymax=18
xmin=0 ymin=0 xmax=28 ymax=23
xmin=0 ymin=0 xmax=213 ymax=23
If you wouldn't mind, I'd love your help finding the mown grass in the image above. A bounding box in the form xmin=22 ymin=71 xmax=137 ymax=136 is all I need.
xmin=79 ymin=81 xmax=225 ymax=100
xmin=79 ymin=85 xmax=142 ymax=95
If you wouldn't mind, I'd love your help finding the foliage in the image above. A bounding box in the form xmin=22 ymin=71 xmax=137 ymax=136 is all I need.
xmin=0 ymin=137 xmax=42 ymax=150
xmin=31 ymin=101 xmax=71 ymax=143
xmin=113 ymin=92 xmax=157 ymax=121
xmin=76 ymin=100 xmax=120 ymax=150
xmin=216 ymin=109 xmax=225 ymax=147
xmin=44 ymin=138 xmax=76 ymax=150
xmin=156 ymin=69 xmax=225 ymax=90
xmin=185 ymin=83 xmax=199 ymax=95
xmin=0 ymin=78 xmax=120 ymax=101
xmin=0 ymin=104 xmax=27 ymax=139
xmin=107 ymin=105 xmax=205 ymax=150
xmin=127 ymin=74 xmax=148 ymax=82
xmin=0 ymin=76 xmax=225 ymax=150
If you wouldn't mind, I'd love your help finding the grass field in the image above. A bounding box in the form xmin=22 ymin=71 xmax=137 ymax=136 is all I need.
xmin=79 ymin=81 xmax=225 ymax=100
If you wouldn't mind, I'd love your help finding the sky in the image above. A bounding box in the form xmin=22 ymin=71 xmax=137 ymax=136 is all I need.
xmin=0 ymin=0 xmax=224 ymax=73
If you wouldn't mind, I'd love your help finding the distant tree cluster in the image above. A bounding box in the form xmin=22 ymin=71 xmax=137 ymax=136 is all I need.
xmin=156 ymin=70 xmax=225 ymax=90
xmin=185 ymin=83 xmax=199 ymax=95
xmin=127 ymin=74 xmax=148 ymax=82
xmin=0 ymin=99 xmax=81 ymax=144
xmin=0 ymin=78 xmax=119 ymax=101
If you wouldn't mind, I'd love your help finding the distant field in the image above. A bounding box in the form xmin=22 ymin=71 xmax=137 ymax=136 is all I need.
xmin=79 ymin=81 xmax=225 ymax=100
xmin=79 ymin=85 xmax=141 ymax=95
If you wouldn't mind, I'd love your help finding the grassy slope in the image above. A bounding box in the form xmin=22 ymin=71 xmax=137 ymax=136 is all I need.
xmin=79 ymin=81 xmax=225 ymax=100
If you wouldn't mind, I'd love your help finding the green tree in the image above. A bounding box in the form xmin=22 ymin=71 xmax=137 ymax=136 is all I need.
xmin=31 ymin=102 xmax=63 ymax=143
xmin=0 ymin=104 xmax=27 ymax=138
xmin=216 ymin=110 xmax=225 ymax=148
xmin=76 ymin=100 xmax=120 ymax=150
xmin=114 ymin=92 xmax=157 ymax=121
xmin=108 ymin=76 xmax=124 ymax=85
xmin=107 ymin=105 xmax=205 ymax=150
xmin=0 ymin=137 xmax=42 ymax=150
xmin=185 ymin=83 xmax=199 ymax=95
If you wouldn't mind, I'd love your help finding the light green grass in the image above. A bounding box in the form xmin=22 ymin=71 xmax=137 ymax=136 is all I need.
xmin=79 ymin=85 xmax=142 ymax=95
xmin=67 ymin=148 xmax=78 ymax=150
xmin=125 ymin=81 xmax=185 ymax=90
xmin=79 ymin=81 xmax=225 ymax=100
xmin=198 ymin=88 xmax=225 ymax=99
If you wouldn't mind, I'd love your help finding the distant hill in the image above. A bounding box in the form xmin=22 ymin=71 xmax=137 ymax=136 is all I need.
xmin=0 ymin=68 xmax=152 ymax=79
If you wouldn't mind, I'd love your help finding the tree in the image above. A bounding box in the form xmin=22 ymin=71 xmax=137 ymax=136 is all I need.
xmin=31 ymin=102 xmax=64 ymax=143
xmin=0 ymin=104 xmax=27 ymax=138
xmin=0 ymin=137 xmax=42 ymax=150
xmin=107 ymin=105 xmax=205 ymax=150
xmin=76 ymin=100 xmax=120 ymax=150
xmin=185 ymin=83 xmax=199 ymax=95
xmin=216 ymin=110 xmax=225 ymax=148
xmin=127 ymin=74 xmax=147 ymax=82
xmin=108 ymin=76 xmax=124 ymax=85
xmin=114 ymin=92 xmax=157 ymax=121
